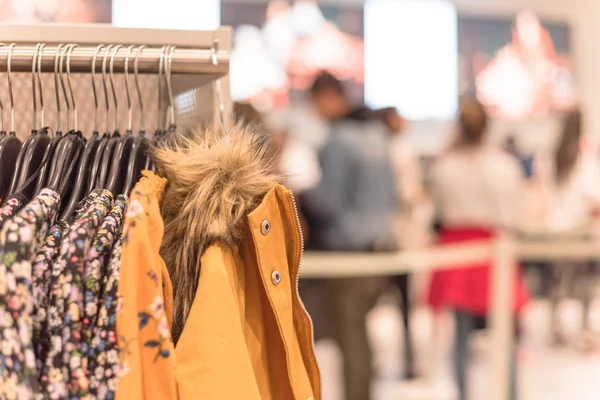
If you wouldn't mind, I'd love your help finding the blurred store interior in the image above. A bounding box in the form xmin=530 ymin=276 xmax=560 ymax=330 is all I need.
xmin=3 ymin=0 xmax=600 ymax=399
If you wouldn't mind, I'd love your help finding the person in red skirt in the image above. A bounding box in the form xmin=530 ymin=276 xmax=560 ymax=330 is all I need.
xmin=428 ymin=100 xmax=529 ymax=400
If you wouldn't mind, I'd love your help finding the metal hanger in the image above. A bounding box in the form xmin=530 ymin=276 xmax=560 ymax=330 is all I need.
xmin=95 ymin=44 xmax=119 ymax=189
xmin=46 ymin=44 xmax=73 ymax=189
xmin=62 ymin=44 xmax=105 ymax=221
xmin=124 ymin=45 xmax=135 ymax=134
xmin=47 ymin=44 xmax=85 ymax=196
xmin=122 ymin=45 xmax=151 ymax=196
xmin=164 ymin=45 xmax=176 ymax=133
xmin=6 ymin=42 xmax=53 ymax=199
xmin=35 ymin=43 xmax=66 ymax=195
xmin=47 ymin=43 xmax=75 ymax=186
xmin=135 ymin=45 xmax=146 ymax=135
xmin=87 ymin=44 xmax=111 ymax=193
xmin=144 ymin=45 xmax=167 ymax=171
xmin=11 ymin=43 xmax=53 ymax=201
xmin=0 ymin=43 xmax=22 ymax=200
xmin=6 ymin=43 xmax=30 ymax=197
xmin=156 ymin=45 xmax=176 ymax=147
xmin=105 ymin=45 xmax=139 ymax=195
xmin=109 ymin=44 xmax=122 ymax=136
xmin=15 ymin=43 xmax=52 ymax=199
xmin=211 ymin=39 xmax=227 ymax=130
xmin=153 ymin=45 xmax=167 ymax=144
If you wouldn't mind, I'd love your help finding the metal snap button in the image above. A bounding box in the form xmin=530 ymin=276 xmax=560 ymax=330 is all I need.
xmin=271 ymin=270 xmax=282 ymax=285
xmin=261 ymin=219 xmax=271 ymax=235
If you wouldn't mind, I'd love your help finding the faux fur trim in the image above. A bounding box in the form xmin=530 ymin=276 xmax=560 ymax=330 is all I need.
xmin=153 ymin=123 xmax=279 ymax=343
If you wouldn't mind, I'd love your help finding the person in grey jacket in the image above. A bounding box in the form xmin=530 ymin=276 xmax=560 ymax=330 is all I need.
xmin=301 ymin=73 xmax=398 ymax=400
xmin=306 ymin=117 xmax=398 ymax=251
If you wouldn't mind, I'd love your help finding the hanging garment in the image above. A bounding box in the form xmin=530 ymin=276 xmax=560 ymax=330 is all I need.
xmin=149 ymin=127 xmax=320 ymax=400
xmin=40 ymin=189 xmax=112 ymax=398
xmin=32 ymin=191 xmax=103 ymax=377
xmin=115 ymin=171 xmax=177 ymax=400
xmin=31 ymin=221 xmax=68 ymax=370
xmin=82 ymin=195 xmax=128 ymax=384
xmin=89 ymin=231 xmax=125 ymax=399
xmin=61 ymin=190 xmax=113 ymax=398
xmin=0 ymin=188 xmax=60 ymax=399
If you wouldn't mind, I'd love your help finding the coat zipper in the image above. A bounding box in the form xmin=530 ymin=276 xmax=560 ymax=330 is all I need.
xmin=289 ymin=192 xmax=322 ymax=399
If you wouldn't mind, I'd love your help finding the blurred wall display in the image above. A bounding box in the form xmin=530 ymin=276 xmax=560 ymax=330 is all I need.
xmin=364 ymin=0 xmax=458 ymax=121
xmin=222 ymin=0 xmax=364 ymax=110
xmin=0 ymin=0 xmax=111 ymax=22
xmin=459 ymin=11 xmax=576 ymax=119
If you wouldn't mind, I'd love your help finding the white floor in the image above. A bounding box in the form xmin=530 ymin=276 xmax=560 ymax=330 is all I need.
xmin=316 ymin=297 xmax=600 ymax=400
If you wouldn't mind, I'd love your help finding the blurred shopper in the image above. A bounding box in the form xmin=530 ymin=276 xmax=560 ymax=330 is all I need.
xmin=302 ymin=73 xmax=398 ymax=400
xmin=531 ymin=109 xmax=600 ymax=351
xmin=428 ymin=100 xmax=528 ymax=400
xmin=504 ymin=135 xmax=534 ymax=179
xmin=378 ymin=107 xmax=426 ymax=379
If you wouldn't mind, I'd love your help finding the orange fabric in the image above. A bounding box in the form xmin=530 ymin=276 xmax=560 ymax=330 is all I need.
xmin=116 ymin=171 xmax=177 ymax=400
xmin=175 ymin=185 xmax=320 ymax=400
xmin=117 ymin=172 xmax=320 ymax=400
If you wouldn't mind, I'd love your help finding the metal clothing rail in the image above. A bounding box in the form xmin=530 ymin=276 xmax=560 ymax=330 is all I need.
xmin=0 ymin=23 xmax=233 ymax=125
xmin=0 ymin=46 xmax=229 ymax=75
xmin=0 ymin=23 xmax=231 ymax=75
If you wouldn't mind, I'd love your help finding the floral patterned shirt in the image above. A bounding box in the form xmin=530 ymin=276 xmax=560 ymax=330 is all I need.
xmin=115 ymin=172 xmax=177 ymax=400
xmin=81 ymin=195 xmax=127 ymax=397
xmin=89 ymin=233 xmax=123 ymax=400
xmin=0 ymin=188 xmax=60 ymax=399
xmin=32 ymin=189 xmax=102 ymax=383
xmin=31 ymin=220 xmax=68 ymax=371
xmin=64 ymin=190 xmax=113 ymax=398
xmin=40 ymin=189 xmax=112 ymax=399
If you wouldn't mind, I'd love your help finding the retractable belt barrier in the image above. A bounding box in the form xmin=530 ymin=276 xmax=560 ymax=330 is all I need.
xmin=301 ymin=234 xmax=600 ymax=400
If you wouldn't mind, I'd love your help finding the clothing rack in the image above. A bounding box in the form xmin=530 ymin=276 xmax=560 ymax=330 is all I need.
xmin=0 ymin=24 xmax=233 ymax=130
xmin=0 ymin=24 xmax=231 ymax=74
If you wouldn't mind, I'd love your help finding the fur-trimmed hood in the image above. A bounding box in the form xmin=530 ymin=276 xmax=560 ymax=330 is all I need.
xmin=153 ymin=123 xmax=279 ymax=342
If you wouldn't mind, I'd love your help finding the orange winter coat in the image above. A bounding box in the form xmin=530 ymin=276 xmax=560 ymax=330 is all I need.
xmin=117 ymin=126 xmax=321 ymax=400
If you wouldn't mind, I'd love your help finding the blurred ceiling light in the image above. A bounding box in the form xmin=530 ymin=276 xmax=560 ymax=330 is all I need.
xmin=263 ymin=1 xmax=295 ymax=64
xmin=291 ymin=0 xmax=326 ymax=37
xmin=364 ymin=0 xmax=458 ymax=120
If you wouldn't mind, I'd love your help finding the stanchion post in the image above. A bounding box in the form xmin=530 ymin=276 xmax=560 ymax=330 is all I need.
xmin=489 ymin=232 xmax=516 ymax=400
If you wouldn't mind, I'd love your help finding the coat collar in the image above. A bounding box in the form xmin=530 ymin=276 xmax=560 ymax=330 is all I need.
xmin=152 ymin=123 xmax=280 ymax=342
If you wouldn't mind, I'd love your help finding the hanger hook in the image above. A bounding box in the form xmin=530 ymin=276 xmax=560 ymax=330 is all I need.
xmin=164 ymin=45 xmax=176 ymax=130
xmin=54 ymin=43 xmax=64 ymax=132
xmin=109 ymin=44 xmax=122 ymax=132
xmin=37 ymin=44 xmax=46 ymax=128
xmin=31 ymin=44 xmax=40 ymax=132
xmin=0 ymin=43 xmax=5 ymax=132
xmin=210 ymin=39 xmax=226 ymax=129
xmin=123 ymin=45 xmax=134 ymax=132
xmin=157 ymin=45 xmax=166 ymax=132
xmin=59 ymin=44 xmax=72 ymax=131
xmin=91 ymin=44 xmax=104 ymax=133
xmin=66 ymin=44 xmax=78 ymax=131
xmin=134 ymin=45 xmax=146 ymax=133
xmin=7 ymin=43 xmax=16 ymax=133
xmin=102 ymin=45 xmax=114 ymax=133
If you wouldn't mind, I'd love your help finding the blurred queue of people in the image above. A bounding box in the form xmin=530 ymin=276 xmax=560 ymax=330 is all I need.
xmin=233 ymin=72 xmax=600 ymax=400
